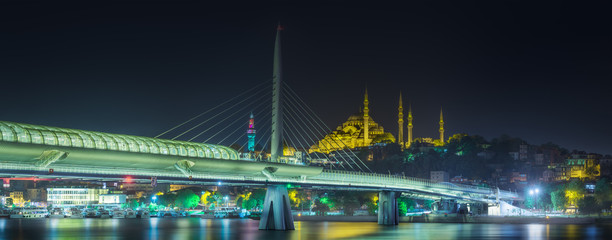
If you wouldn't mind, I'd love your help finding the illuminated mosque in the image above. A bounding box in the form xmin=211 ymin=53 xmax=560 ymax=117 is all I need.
xmin=309 ymin=89 xmax=445 ymax=154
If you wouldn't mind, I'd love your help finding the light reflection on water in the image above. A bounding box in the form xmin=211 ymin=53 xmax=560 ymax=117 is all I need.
xmin=0 ymin=218 xmax=610 ymax=240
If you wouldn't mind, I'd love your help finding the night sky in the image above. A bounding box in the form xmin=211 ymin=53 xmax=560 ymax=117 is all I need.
xmin=1 ymin=1 xmax=610 ymax=154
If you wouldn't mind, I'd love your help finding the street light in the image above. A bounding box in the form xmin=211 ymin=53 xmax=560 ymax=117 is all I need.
xmin=529 ymin=187 xmax=540 ymax=212
xmin=152 ymin=195 xmax=157 ymax=203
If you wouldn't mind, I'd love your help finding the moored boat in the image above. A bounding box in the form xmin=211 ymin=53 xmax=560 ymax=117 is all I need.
xmin=9 ymin=207 xmax=48 ymax=219
xmin=99 ymin=209 xmax=111 ymax=219
xmin=49 ymin=207 xmax=65 ymax=218
xmin=125 ymin=209 xmax=137 ymax=219
xmin=69 ymin=208 xmax=83 ymax=219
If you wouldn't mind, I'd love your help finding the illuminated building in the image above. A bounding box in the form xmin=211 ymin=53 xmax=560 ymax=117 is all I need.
xmin=438 ymin=108 xmax=444 ymax=145
xmin=99 ymin=194 xmax=127 ymax=205
xmin=47 ymin=187 xmax=109 ymax=206
xmin=567 ymin=155 xmax=600 ymax=180
xmin=310 ymin=90 xmax=450 ymax=153
xmin=397 ymin=93 xmax=404 ymax=150
xmin=9 ymin=192 xmax=24 ymax=206
xmin=247 ymin=112 xmax=256 ymax=152
xmin=310 ymin=89 xmax=395 ymax=154
xmin=406 ymin=103 xmax=413 ymax=148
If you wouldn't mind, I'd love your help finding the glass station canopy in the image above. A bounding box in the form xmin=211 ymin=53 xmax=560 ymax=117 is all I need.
xmin=0 ymin=121 xmax=239 ymax=160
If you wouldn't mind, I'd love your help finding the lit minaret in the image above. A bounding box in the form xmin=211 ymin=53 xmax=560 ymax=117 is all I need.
xmin=439 ymin=108 xmax=444 ymax=144
xmin=397 ymin=92 xmax=404 ymax=150
xmin=247 ymin=112 xmax=256 ymax=152
xmin=270 ymin=24 xmax=283 ymax=162
xmin=407 ymin=103 xmax=413 ymax=148
xmin=363 ymin=88 xmax=369 ymax=145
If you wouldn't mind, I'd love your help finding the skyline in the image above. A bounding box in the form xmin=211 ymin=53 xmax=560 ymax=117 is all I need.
xmin=1 ymin=1 xmax=610 ymax=154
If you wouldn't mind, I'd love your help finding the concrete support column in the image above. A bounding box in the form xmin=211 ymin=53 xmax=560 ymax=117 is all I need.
xmin=259 ymin=185 xmax=294 ymax=230
xmin=435 ymin=199 xmax=458 ymax=213
xmin=377 ymin=191 xmax=399 ymax=225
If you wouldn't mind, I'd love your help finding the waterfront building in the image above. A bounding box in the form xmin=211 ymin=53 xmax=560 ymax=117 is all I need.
xmin=99 ymin=194 xmax=127 ymax=205
xmin=26 ymin=188 xmax=46 ymax=202
xmin=430 ymin=171 xmax=449 ymax=183
xmin=46 ymin=187 xmax=108 ymax=206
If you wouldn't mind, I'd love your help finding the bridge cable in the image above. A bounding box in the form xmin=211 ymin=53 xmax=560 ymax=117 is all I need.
xmin=214 ymin=95 xmax=272 ymax=145
xmin=188 ymin=90 xmax=270 ymax=142
xmin=282 ymin=86 xmax=360 ymax=171
xmin=170 ymin=80 xmax=270 ymax=140
xmin=281 ymin=94 xmax=352 ymax=171
xmin=284 ymin=84 xmax=372 ymax=172
xmin=282 ymin=86 xmax=359 ymax=171
xmin=155 ymin=79 xmax=271 ymax=138
xmin=282 ymin=85 xmax=367 ymax=172
xmin=222 ymin=104 xmax=272 ymax=149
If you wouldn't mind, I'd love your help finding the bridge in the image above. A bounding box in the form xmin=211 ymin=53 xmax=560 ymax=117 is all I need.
xmin=0 ymin=26 xmax=519 ymax=230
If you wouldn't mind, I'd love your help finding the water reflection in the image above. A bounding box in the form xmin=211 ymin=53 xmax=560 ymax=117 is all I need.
xmin=0 ymin=218 xmax=611 ymax=240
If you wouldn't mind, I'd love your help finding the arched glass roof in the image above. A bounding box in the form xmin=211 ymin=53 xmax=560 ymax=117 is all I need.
xmin=0 ymin=121 xmax=239 ymax=160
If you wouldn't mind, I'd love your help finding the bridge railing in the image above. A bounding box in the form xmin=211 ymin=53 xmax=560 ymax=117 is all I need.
xmin=318 ymin=169 xmax=516 ymax=198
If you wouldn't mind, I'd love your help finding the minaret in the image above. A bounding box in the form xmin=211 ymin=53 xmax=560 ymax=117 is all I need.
xmin=397 ymin=92 xmax=404 ymax=150
xmin=407 ymin=103 xmax=413 ymax=148
xmin=439 ymin=108 xmax=444 ymax=144
xmin=363 ymin=88 xmax=369 ymax=146
xmin=270 ymin=24 xmax=283 ymax=162
xmin=247 ymin=112 xmax=256 ymax=152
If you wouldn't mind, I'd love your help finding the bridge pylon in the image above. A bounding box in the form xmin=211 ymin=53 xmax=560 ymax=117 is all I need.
xmin=378 ymin=191 xmax=400 ymax=225
xmin=258 ymin=185 xmax=295 ymax=230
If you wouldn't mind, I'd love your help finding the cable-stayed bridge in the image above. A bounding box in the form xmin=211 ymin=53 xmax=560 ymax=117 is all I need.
xmin=0 ymin=27 xmax=518 ymax=230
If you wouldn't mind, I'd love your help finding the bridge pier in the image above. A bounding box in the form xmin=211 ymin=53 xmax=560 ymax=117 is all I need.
xmin=259 ymin=185 xmax=294 ymax=230
xmin=377 ymin=191 xmax=399 ymax=225
xmin=433 ymin=199 xmax=457 ymax=213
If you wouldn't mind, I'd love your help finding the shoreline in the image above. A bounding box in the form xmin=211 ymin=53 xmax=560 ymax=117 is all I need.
xmin=293 ymin=215 xmax=612 ymax=224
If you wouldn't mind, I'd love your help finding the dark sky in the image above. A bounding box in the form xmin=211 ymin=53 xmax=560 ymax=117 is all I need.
xmin=1 ymin=1 xmax=610 ymax=154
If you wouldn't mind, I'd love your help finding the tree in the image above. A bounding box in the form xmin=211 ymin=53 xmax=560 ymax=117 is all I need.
xmin=158 ymin=193 xmax=177 ymax=208
xmin=127 ymin=199 xmax=139 ymax=210
xmin=578 ymin=196 xmax=600 ymax=215
xmin=364 ymin=192 xmax=378 ymax=215
xmin=176 ymin=189 xmax=200 ymax=209
xmin=206 ymin=192 xmax=223 ymax=209
xmin=565 ymin=180 xmax=585 ymax=207
xmin=312 ymin=199 xmax=330 ymax=216
xmin=200 ymin=191 xmax=211 ymax=206
xmin=550 ymin=187 xmax=566 ymax=211
xmin=397 ymin=197 xmax=416 ymax=216
xmin=594 ymin=178 xmax=611 ymax=210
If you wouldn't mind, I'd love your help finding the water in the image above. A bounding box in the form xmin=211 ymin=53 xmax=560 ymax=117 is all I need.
xmin=0 ymin=218 xmax=610 ymax=240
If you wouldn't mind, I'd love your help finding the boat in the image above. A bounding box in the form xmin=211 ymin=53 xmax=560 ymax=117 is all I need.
xmin=111 ymin=208 xmax=125 ymax=218
xmin=84 ymin=208 xmax=98 ymax=218
xmin=214 ymin=207 xmax=241 ymax=218
xmin=159 ymin=210 xmax=178 ymax=218
xmin=9 ymin=207 xmax=48 ymax=218
xmin=125 ymin=209 xmax=137 ymax=219
xmin=99 ymin=209 xmax=111 ymax=219
xmin=69 ymin=208 xmax=83 ymax=219
xmin=49 ymin=207 xmax=65 ymax=218
xmin=0 ymin=208 xmax=11 ymax=218
xmin=138 ymin=209 xmax=151 ymax=219
xmin=200 ymin=211 xmax=215 ymax=219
